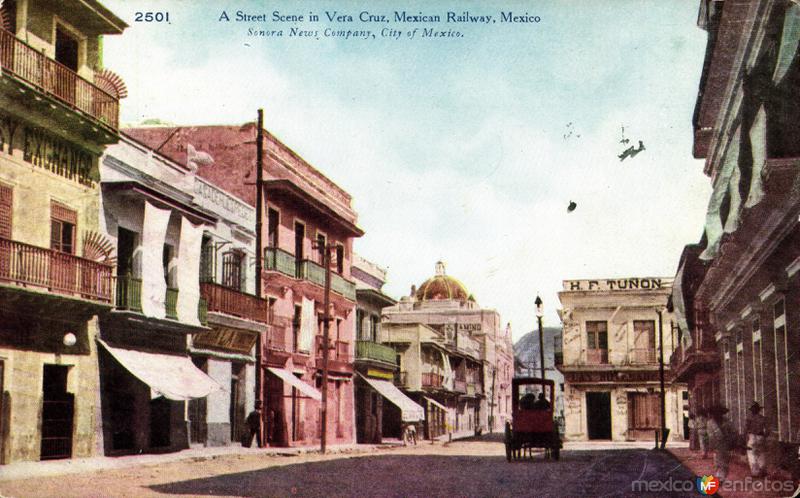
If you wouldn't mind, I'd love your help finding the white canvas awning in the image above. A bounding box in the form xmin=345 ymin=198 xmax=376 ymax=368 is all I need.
xmin=358 ymin=373 xmax=424 ymax=422
xmin=98 ymin=339 xmax=221 ymax=401
xmin=267 ymin=367 xmax=322 ymax=401
xmin=424 ymin=396 xmax=448 ymax=411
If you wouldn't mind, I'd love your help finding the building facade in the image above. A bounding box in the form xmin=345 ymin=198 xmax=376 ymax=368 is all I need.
xmin=191 ymin=175 xmax=264 ymax=447
xmin=671 ymin=0 xmax=800 ymax=468
xmin=125 ymin=123 xmax=362 ymax=448
xmin=381 ymin=262 xmax=514 ymax=437
xmin=97 ymin=135 xmax=221 ymax=455
xmin=0 ymin=0 xmax=125 ymax=463
xmin=558 ymin=278 xmax=686 ymax=442
xmin=351 ymin=254 xmax=414 ymax=444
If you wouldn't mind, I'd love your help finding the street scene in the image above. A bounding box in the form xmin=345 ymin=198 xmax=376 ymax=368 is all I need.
xmin=1 ymin=0 xmax=800 ymax=496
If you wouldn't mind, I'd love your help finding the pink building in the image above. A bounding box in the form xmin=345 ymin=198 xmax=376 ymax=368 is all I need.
xmin=126 ymin=123 xmax=362 ymax=448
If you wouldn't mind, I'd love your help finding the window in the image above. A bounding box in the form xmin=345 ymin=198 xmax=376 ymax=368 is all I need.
xmin=267 ymin=297 xmax=276 ymax=324
xmin=356 ymin=309 xmax=365 ymax=340
xmin=222 ymin=250 xmax=244 ymax=290
xmin=267 ymin=208 xmax=279 ymax=247
xmin=55 ymin=26 xmax=79 ymax=72
xmin=316 ymin=233 xmax=326 ymax=265
xmin=1 ymin=0 xmax=17 ymax=34
xmin=50 ymin=202 xmax=76 ymax=254
xmin=0 ymin=183 xmax=12 ymax=239
xmin=586 ymin=321 xmax=608 ymax=349
xmin=116 ymin=227 xmax=136 ymax=276
xmin=773 ymin=296 xmax=790 ymax=441
xmin=199 ymin=236 xmax=214 ymax=283
xmin=752 ymin=319 xmax=763 ymax=405
xmin=335 ymin=244 xmax=344 ymax=274
xmin=292 ymin=305 xmax=301 ymax=352
xmin=162 ymin=244 xmax=174 ymax=286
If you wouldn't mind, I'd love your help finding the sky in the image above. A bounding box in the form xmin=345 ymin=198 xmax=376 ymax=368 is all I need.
xmin=101 ymin=1 xmax=713 ymax=342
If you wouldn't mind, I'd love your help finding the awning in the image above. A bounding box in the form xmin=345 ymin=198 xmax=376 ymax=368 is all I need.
xmin=358 ymin=373 xmax=424 ymax=422
xmin=98 ymin=339 xmax=221 ymax=401
xmin=424 ymin=396 xmax=448 ymax=411
xmin=267 ymin=367 xmax=322 ymax=401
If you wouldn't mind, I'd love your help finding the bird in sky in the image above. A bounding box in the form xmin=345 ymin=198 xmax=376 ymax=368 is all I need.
xmin=567 ymin=201 xmax=577 ymax=212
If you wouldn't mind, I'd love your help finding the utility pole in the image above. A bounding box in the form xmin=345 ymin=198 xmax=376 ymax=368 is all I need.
xmin=657 ymin=306 xmax=667 ymax=449
xmin=255 ymin=109 xmax=264 ymax=447
xmin=320 ymin=243 xmax=333 ymax=454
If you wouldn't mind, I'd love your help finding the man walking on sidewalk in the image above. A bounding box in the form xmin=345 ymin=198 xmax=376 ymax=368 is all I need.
xmin=746 ymin=402 xmax=767 ymax=478
xmin=244 ymin=401 xmax=263 ymax=448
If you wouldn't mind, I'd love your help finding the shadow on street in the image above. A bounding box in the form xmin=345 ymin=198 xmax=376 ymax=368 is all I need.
xmin=149 ymin=449 xmax=697 ymax=497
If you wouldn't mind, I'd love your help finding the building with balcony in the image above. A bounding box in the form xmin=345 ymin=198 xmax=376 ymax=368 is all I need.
xmin=381 ymin=262 xmax=514 ymax=437
xmin=670 ymin=0 xmax=800 ymax=465
xmin=125 ymin=122 xmax=362 ymax=448
xmin=189 ymin=175 xmax=265 ymax=448
xmin=557 ymin=278 xmax=686 ymax=442
xmin=0 ymin=0 xmax=125 ymax=463
xmin=96 ymin=135 xmax=221 ymax=456
xmin=351 ymin=254 xmax=423 ymax=443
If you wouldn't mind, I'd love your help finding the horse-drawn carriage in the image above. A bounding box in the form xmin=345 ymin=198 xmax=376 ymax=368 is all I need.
xmin=504 ymin=377 xmax=562 ymax=461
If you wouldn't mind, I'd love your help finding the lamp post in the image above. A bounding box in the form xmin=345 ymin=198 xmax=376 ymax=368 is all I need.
xmin=657 ymin=306 xmax=668 ymax=449
xmin=535 ymin=295 xmax=545 ymax=381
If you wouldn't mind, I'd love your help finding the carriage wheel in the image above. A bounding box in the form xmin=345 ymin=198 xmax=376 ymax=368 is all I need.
xmin=553 ymin=446 xmax=560 ymax=460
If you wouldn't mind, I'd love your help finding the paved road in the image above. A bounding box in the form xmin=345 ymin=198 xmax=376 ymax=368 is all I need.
xmin=0 ymin=436 xmax=699 ymax=497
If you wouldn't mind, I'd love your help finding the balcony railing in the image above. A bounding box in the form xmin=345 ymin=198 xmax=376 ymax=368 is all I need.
xmin=0 ymin=28 xmax=119 ymax=129
xmin=356 ymin=340 xmax=397 ymax=366
xmin=315 ymin=336 xmax=351 ymax=361
xmin=264 ymin=247 xmax=296 ymax=277
xmin=395 ymin=371 xmax=408 ymax=386
xmin=454 ymin=379 xmax=467 ymax=393
xmin=0 ymin=236 xmax=113 ymax=302
xmin=200 ymin=281 xmax=269 ymax=323
xmin=299 ymin=260 xmax=326 ymax=286
xmin=114 ymin=275 xmax=142 ymax=311
xmin=331 ymin=272 xmax=356 ymax=301
xmin=585 ymin=349 xmax=609 ymax=365
xmin=266 ymin=327 xmax=289 ymax=352
xmin=422 ymin=372 xmax=444 ymax=388
xmin=165 ymin=288 xmax=178 ymax=319
xmin=628 ymin=348 xmax=657 ymax=364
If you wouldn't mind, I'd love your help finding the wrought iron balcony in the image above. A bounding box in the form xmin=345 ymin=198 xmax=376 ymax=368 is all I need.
xmin=114 ymin=275 xmax=142 ymax=311
xmin=628 ymin=348 xmax=657 ymax=364
xmin=165 ymin=287 xmax=178 ymax=319
xmin=299 ymin=259 xmax=325 ymax=286
xmin=0 ymin=28 xmax=119 ymax=129
xmin=0 ymin=236 xmax=113 ymax=303
xmin=331 ymin=272 xmax=356 ymax=300
xmin=199 ymin=281 xmax=269 ymax=323
xmin=263 ymin=247 xmax=296 ymax=277
xmin=422 ymin=372 xmax=443 ymax=388
xmin=585 ymin=349 xmax=609 ymax=365
xmin=356 ymin=340 xmax=397 ymax=366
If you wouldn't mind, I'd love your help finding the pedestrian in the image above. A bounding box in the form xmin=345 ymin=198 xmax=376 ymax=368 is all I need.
xmin=707 ymin=405 xmax=734 ymax=481
xmin=407 ymin=423 xmax=417 ymax=445
xmin=688 ymin=412 xmax=698 ymax=451
xmin=745 ymin=401 xmax=767 ymax=477
xmin=244 ymin=400 xmax=262 ymax=448
xmin=697 ymin=407 xmax=710 ymax=459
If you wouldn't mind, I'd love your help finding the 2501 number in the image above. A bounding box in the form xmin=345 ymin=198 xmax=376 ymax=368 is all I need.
xmin=134 ymin=12 xmax=170 ymax=23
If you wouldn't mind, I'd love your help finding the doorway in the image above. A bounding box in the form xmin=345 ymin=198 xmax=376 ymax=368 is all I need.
xmin=586 ymin=391 xmax=611 ymax=440
xmin=40 ymin=365 xmax=74 ymax=460
xmin=149 ymin=397 xmax=171 ymax=448
xmin=230 ymin=362 xmax=246 ymax=443
xmin=188 ymin=357 xmax=207 ymax=444
xmin=294 ymin=222 xmax=304 ymax=276
xmin=55 ymin=26 xmax=79 ymax=71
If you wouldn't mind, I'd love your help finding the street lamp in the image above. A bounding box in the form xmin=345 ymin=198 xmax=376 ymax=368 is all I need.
xmin=535 ymin=295 xmax=545 ymax=381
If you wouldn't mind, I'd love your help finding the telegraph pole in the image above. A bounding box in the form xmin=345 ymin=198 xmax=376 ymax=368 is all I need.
xmin=255 ymin=109 xmax=264 ymax=446
xmin=657 ymin=306 xmax=667 ymax=449
xmin=320 ymin=244 xmax=332 ymax=453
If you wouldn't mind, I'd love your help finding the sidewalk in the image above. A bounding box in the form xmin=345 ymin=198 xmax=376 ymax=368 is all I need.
xmin=0 ymin=443 xmax=393 ymax=482
xmin=668 ymin=447 xmax=798 ymax=497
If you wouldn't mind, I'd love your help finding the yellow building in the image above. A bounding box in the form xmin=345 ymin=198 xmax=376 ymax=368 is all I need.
xmin=557 ymin=278 xmax=687 ymax=442
xmin=0 ymin=0 xmax=125 ymax=463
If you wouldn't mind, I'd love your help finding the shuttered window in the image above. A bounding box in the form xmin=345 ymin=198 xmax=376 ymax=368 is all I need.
xmin=0 ymin=183 xmax=12 ymax=238
xmin=50 ymin=201 xmax=76 ymax=254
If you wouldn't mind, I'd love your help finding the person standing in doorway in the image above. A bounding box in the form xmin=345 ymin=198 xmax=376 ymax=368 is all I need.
xmin=244 ymin=400 xmax=263 ymax=448
xmin=745 ymin=402 xmax=767 ymax=478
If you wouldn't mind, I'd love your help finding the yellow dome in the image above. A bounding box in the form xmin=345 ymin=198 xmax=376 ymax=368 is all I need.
xmin=415 ymin=262 xmax=471 ymax=302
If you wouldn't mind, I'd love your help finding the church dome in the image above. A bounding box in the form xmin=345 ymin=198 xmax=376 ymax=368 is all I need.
xmin=415 ymin=261 xmax=471 ymax=302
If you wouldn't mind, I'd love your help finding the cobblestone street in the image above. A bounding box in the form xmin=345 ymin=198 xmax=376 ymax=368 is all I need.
xmin=0 ymin=436 xmax=702 ymax=498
